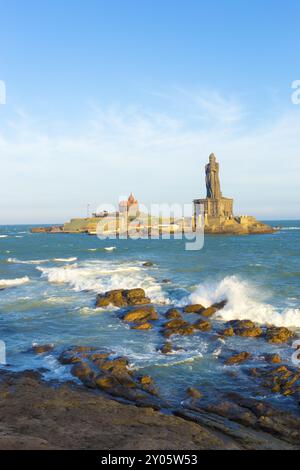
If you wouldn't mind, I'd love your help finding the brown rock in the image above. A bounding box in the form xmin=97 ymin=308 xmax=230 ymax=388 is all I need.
xmin=131 ymin=322 xmax=153 ymax=330
xmin=71 ymin=363 xmax=94 ymax=382
xmin=184 ymin=304 xmax=205 ymax=314
xmin=32 ymin=344 xmax=54 ymax=354
xmin=223 ymin=327 xmax=234 ymax=337
xmin=100 ymin=357 xmax=129 ymax=374
xmin=123 ymin=306 xmax=158 ymax=323
xmin=165 ymin=308 xmax=182 ymax=319
xmin=212 ymin=300 xmax=227 ymax=311
xmin=201 ymin=306 xmax=218 ymax=317
xmin=164 ymin=325 xmax=195 ymax=338
xmin=266 ymin=327 xmax=294 ymax=344
xmin=123 ymin=288 xmax=151 ymax=305
xmin=139 ymin=375 xmax=154 ymax=386
xmin=225 ymin=352 xmax=251 ymax=366
xmin=164 ymin=318 xmax=188 ymax=329
xmin=89 ymin=352 xmax=110 ymax=362
xmin=265 ymin=354 xmax=282 ymax=364
xmin=235 ymin=327 xmax=263 ymax=337
xmin=96 ymin=288 xmax=150 ymax=308
xmin=193 ymin=319 xmax=211 ymax=331
xmin=187 ymin=387 xmax=203 ymax=399
xmin=161 ymin=342 xmax=173 ymax=354
xmin=95 ymin=375 xmax=119 ymax=390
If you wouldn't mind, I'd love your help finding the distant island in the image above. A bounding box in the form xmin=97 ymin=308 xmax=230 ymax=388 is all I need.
xmin=31 ymin=154 xmax=274 ymax=236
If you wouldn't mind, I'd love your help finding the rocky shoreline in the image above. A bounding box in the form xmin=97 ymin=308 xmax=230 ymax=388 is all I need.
xmin=0 ymin=366 xmax=299 ymax=450
xmin=1 ymin=287 xmax=299 ymax=450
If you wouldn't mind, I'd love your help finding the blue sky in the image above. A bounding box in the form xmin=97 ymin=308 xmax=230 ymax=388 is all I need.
xmin=0 ymin=0 xmax=300 ymax=223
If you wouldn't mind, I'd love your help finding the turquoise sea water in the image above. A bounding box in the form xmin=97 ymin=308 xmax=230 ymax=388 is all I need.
xmin=0 ymin=222 xmax=300 ymax=409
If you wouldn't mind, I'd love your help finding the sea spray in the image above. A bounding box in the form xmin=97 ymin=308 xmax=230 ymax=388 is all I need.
xmin=185 ymin=275 xmax=300 ymax=328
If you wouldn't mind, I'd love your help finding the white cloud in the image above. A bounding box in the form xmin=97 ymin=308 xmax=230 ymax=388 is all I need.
xmin=0 ymin=91 xmax=299 ymax=223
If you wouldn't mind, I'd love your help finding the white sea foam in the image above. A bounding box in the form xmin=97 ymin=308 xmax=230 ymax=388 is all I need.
xmin=104 ymin=246 xmax=116 ymax=252
xmin=8 ymin=257 xmax=49 ymax=265
xmin=0 ymin=276 xmax=30 ymax=288
xmin=0 ymin=235 xmax=8 ymax=238
xmin=52 ymin=257 xmax=78 ymax=262
xmin=280 ymin=227 xmax=300 ymax=231
xmin=184 ymin=275 xmax=300 ymax=328
xmin=38 ymin=259 xmax=168 ymax=303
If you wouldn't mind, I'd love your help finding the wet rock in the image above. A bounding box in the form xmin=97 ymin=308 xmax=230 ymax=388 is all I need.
xmin=161 ymin=279 xmax=171 ymax=284
xmin=184 ymin=304 xmax=205 ymax=314
xmin=229 ymin=320 xmax=256 ymax=329
xmin=223 ymin=320 xmax=263 ymax=338
xmin=32 ymin=344 xmax=54 ymax=354
xmin=89 ymin=352 xmax=110 ymax=362
xmin=164 ymin=318 xmax=188 ymax=329
xmin=187 ymin=387 xmax=203 ymax=399
xmin=95 ymin=375 xmax=120 ymax=390
xmin=131 ymin=322 xmax=153 ymax=330
xmin=265 ymin=353 xmax=282 ymax=364
xmin=266 ymin=327 xmax=294 ymax=344
xmin=142 ymin=262 xmax=154 ymax=267
xmin=71 ymin=362 xmax=94 ymax=382
xmin=96 ymin=288 xmax=150 ymax=308
xmin=211 ymin=300 xmax=228 ymax=311
xmin=225 ymin=352 xmax=251 ymax=366
xmin=235 ymin=326 xmax=263 ymax=337
xmin=100 ymin=357 xmax=129 ymax=374
xmin=160 ymin=342 xmax=173 ymax=354
xmin=139 ymin=375 xmax=154 ymax=386
xmin=165 ymin=308 xmax=182 ymax=319
xmin=201 ymin=306 xmax=218 ymax=318
xmin=193 ymin=319 xmax=211 ymax=331
xmin=123 ymin=306 xmax=158 ymax=323
xmin=164 ymin=325 xmax=195 ymax=338
xmin=58 ymin=346 xmax=101 ymax=365
xmin=223 ymin=327 xmax=234 ymax=337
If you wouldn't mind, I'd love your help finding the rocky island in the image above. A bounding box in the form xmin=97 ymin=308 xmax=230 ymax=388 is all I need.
xmin=31 ymin=154 xmax=275 ymax=236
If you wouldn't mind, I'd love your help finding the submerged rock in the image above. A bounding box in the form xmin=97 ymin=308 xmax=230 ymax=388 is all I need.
xmin=186 ymin=387 xmax=203 ymax=399
xmin=96 ymin=288 xmax=150 ymax=308
xmin=160 ymin=342 xmax=173 ymax=354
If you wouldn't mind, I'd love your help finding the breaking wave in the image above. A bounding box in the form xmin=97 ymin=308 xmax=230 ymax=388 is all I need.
xmin=37 ymin=260 xmax=168 ymax=303
xmin=185 ymin=275 xmax=300 ymax=328
xmin=0 ymin=276 xmax=30 ymax=288
xmin=8 ymin=257 xmax=49 ymax=265
xmin=0 ymin=235 xmax=8 ymax=238
xmin=52 ymin=257 xmax=78 ymax=262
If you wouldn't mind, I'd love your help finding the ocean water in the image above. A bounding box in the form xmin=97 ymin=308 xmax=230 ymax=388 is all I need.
xmin=0 ymin=222 xmax=300 ymax=409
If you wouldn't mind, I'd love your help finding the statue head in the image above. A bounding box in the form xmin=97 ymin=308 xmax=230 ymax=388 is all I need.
xmin=209 ymin=153 xmax=216 ymax=163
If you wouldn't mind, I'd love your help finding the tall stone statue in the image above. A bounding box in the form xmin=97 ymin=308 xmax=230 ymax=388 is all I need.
xmin=205 ymin=153 xmax=222 ymax=199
